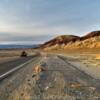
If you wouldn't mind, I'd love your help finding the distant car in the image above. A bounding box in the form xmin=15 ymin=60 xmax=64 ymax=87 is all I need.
xmin=20 ymin=51 xmax=27 ymax=57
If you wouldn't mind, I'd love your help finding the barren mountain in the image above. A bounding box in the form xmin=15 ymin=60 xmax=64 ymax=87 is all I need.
xmin=81 ymin=31 xmax=100 ymax=40
xmin=40 ymin=31 xmax=100 ymax=50
xmin=41 ymin=35 xmax=80 ymax=48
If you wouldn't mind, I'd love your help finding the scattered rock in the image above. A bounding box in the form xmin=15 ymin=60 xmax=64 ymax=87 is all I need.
xmin=33 ymin=64 xmax=47 ymax=74
xmin=70 ymin=83 xmax=82 ymax=88
xmin=89 ymin=86 xmax=96 ymax=91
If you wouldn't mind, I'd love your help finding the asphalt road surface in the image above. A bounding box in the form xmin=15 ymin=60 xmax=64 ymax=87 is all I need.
xmin=0 ymin=56 xmax=35 ymax=77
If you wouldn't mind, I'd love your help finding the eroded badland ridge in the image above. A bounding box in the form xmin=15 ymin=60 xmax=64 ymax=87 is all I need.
xmin=40 ymin=31 xmax=100 ymax=51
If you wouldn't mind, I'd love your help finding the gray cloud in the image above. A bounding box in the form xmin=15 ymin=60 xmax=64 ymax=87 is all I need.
xmin=0 ymin=0 xmax=100 ymax=43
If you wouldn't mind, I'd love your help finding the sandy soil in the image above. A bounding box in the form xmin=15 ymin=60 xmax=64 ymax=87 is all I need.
xmin=59 ymin=53 xmax=100 ymax=80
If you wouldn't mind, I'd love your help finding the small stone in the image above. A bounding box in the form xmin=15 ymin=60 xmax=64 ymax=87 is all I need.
xmin=89 ymin=86 xmax=96 ymax=91
xmin=45 ymin=86 xmax=49 ymax=90
xmin=32 ymin=74 xmax=36 ymax=78
xmin=21 ymin=93 xmax=24 ymax=96
xmin=27 ymin=79 xmax=30 ymax=81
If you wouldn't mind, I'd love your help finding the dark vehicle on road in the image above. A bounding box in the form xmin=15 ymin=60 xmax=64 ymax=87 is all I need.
xmin=20 ymin=51 xmax=27 ymax=57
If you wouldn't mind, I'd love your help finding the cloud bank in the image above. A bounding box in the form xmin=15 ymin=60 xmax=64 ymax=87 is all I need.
xmin=0 ymin=0 xmax=100 ymax=43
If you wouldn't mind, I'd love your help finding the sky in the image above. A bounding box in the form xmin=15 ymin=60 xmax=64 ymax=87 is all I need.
xmin=0 ymin=0 xmax=100 ymax=44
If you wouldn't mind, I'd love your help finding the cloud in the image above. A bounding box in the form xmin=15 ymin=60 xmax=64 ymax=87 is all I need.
xmin=0 ymin=0 xmax=100 ymax=43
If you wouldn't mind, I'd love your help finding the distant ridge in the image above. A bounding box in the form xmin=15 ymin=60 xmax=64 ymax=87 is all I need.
xmin=81 ymin=31 xmax=100 ymax=40
xmin=41 ymin=35 xmax=80 ymax=48
xmin=40 ymin=31 xmax=100 ymax=50
xmin=0 ymin=44 xmax=39 ymax=49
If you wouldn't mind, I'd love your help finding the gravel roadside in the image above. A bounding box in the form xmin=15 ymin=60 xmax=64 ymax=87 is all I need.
xmin=0 ymin=53 xmax=100 ymax=100
xmin=0 ymin=56 xmax=41 ymax=100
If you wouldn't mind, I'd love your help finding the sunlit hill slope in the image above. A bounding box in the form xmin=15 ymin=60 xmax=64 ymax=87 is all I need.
xmin=40 ymin=31 xmax=100 ymax=51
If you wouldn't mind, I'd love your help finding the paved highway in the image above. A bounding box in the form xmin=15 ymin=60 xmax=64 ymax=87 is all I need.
xmin=0 ymin=56 xmax=36 ymax=78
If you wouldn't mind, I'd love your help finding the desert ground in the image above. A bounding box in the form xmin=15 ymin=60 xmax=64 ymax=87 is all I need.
xmin=0 ymin=49 xmax=100 ymax=100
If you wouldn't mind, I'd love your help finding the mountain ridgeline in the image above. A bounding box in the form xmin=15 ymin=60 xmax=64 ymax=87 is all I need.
xmin=40 ymin=31 xmax=100 ymax=50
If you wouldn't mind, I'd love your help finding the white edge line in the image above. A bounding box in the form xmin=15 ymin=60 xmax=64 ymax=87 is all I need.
xmin=0 ymin=58 xmax=34 ymax=80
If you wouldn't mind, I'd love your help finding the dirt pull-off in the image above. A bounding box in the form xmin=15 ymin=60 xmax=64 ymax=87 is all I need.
xmin=0 ymin=54 xmax=100 ymax=100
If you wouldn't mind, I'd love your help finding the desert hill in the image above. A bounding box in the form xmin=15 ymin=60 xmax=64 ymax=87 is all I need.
xmin=41 ymin=35 xmax=80 ymax=48
xmin=81 ymin=31 xmax=100 ymax=40
xmin=40 ymin=31 xmax=100 ymax=50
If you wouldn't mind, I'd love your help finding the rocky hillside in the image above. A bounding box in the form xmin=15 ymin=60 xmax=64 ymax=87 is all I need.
xmin=81 ymin=31 xmax=100 ymax=40
xmin=40 ymin=31 xmax=100 ymax=50
xmin=41 ymin=35 xmax=80 ymax=48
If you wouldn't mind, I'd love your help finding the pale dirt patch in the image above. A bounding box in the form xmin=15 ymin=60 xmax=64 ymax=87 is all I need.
xmin=61 ymin=54 xmax=100 ymax=79
xmin=95 ymin=54 xmax=100 ymax=59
